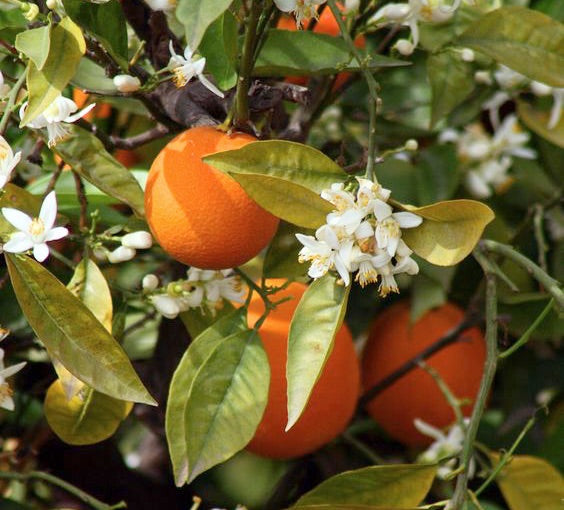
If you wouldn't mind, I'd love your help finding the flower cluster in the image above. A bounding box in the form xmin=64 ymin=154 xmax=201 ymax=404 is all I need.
xmin=20 ymin=94 xmax=95 ymax=148
xmin=168 ymin=42 xmax=224 ymax=98
xmin=94 ymin=230 xmax=153 ymax=264
xmin=296 ymin=178 xmax=422 ymax=297
xmin=0 ymin=346 xmax=26 ymax=412
xmin=369 ymin=0 xmax=465 ymax=56
xmin=1 ymin=190 xmax=69 ymax=263
xmin=0 ymin=135 xmax=21 ymax=190
xmin=274 ymin=0 xmax=327 ymax=28
xmin=440 ymin=114 xmax=536 ymax=199
xmin=415 ymin=418 xmax=475 ymax=480
xmin=144 ymin=267 xmax=245 ymax=319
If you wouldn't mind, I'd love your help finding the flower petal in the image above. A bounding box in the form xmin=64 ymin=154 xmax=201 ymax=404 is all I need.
xmin=393 ymin=211 xmax=422 ymax=228
xmin=0 ymin=361 xmax=26 ymax=379
xmin=33 ymin=243 xmax=50 ymax=262
xmin=39 ymin=191 xmax=58 ymax=230
xmin=2 ymin=207 xmax=32 ymax=231
xmin=198 ymin=73 xmax=225 ymax=98
xmin=3 ymin=233 xmax=33 ymax=253
xmin=45 ymin=226 xmax=69 ymax=242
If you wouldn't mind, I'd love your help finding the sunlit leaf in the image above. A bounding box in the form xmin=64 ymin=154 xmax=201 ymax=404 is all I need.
xmin=517 ymin=101 xmax=564 ymax=149
xmin=54 ymin=126 xmax=145 ymax=217
xmin=179 ymin=300 xmax=236 ymax=339
xmin=21 ymin=17 xmax=85 ymax=126
xmin=166 ymin=308 xmax=248 ymax=486
xmin=286 ymin=273 xmax=350 ymax=430
xmin=6 ymin=254 xmax=155 ymax=405
xmin=293 ymin=464 xmax=437 ymax=508
xmin=0 ymin=184 xmax=41 ymax=236
xmin=400 ymin=199 xmax=495 ymax=266
xmin=15 ymin=24 xmax=51 ymax=70
xmin=184 ymin=329 xmax=269 ymax=483
xmin=176 ymin=0 xmax=233 ymax=52
xmin=494 ymin=454 xmax=564 ymax=510
xmin=458 ymin=6 xmax=564 ymax=87
xmin=44 ymin=380 xmax=132 ymax=445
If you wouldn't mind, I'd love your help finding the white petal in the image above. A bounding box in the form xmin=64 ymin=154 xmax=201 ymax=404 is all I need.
xmin=274 ymin=0 xmax=297 ymax=12
xmin=33 ymin=243 xmax=49 ymax=262
xmin=393 ymin=211 xmax=422 ymax=228
xmin=333 ymin=254 xmax=351 ymax=286
xmin=0 ymin=394 xmax=15 ymax=411
xmin=372 ymin=199 xmax=392 ymax=221
xmin=65 ymin=103 xmax=97 ymax=123
xmin=2 ymin=207 xmax=32 ymax=231
xmin=414 ymin=418 xmax=445 ymax=441
xmin=121 ymin=231 xmax=153 ymax=249
xmin=355 ymin=220 xmax=374 ymax=239
xmin=0 ymin=361 xmax=26 ymax=379
xmin=198 ymin=73 xmax=225 ymax=98
xmin=39 ymin=191 xmax=58 ymax=230
xmin=3 ymin=233 xmax=33 ymax=253
xmin=387 ymin=235 xmax=399 ymax=257
xmin=107 ymin=246 xmax=136 ymax=263
xmin=45 ymin=226 xmax=69 ymax=242
xmin=152 ymin=295 xmax=181 ymax=319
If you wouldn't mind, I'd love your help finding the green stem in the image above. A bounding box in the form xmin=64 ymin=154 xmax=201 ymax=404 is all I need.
xmin=0 ymin=471 xmax=126 ymax=510
xmin=480 ymin=240 xmax=563 ymax=312
xmin=327 ymin=0 xmax=379 ymax=182
xmin=450 ymin=248 xmax=499 ymax=510
xmin=0 ymin=71 xmax=26 ymax=135
xmin=498 ymin=298 xmax=554 ymax=359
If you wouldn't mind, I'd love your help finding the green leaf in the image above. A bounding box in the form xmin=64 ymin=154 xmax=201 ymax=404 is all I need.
xmin=179 ymin=300 xmax=236 ymax=339
xmin=62 ymin=0 xmax=128 ymax=68
xmin=230 ymin=173 xmax=332 ymax=229
xmin=166 ymin=308 xmax=248 ymax=486
xmin=254 ymin=29 xmax=408 ymax=77
xmin=184 ymin=329 xmax=269 ymax=483
xmin=494 ymin=455 xmax=564 ymax=510
xmin=458 ymin=6 xmax=564 ymax=87
xmin=517 ymin=100 xmax=564 ymax=149
xmin=21 ymin=17 xmax=85 ymax=126
xmin=377 ymin=158 xmax=419 ymax=206
xmin=44 ymin=380 xmax=132 ymax=445
xmin=401 ymin=199 xmax=495 ymax=266
xmin=427 ymin=51 xmax=474 ymax=127
xmin=71 ymin=57 xmax=117 ymax=93
xmin=15 ymin=24 xmax=51 ymax=70
xmin=54 ymin=126 xmax=145 ymax=217
xmin=263 ymin=221 xmax=309 ymax=280
xmin=293 ymin=464 xmax=437 ymax=508
xmin=0 ymin=184 xmax=41 ymax=236
xmin=6 ymin=254 xmax=155 ymax=406
xmin=204 ymin=140 xmax=347 ymax=193
xmin=176 ymin=0 xmax=233 ymax=52
xmin=198 ymin=10 xmax=238 ymax=91
xmin=286 ymin=273 xmax=350 ymax=430
xmin=416 ymin=144 xmax=461 ymax=205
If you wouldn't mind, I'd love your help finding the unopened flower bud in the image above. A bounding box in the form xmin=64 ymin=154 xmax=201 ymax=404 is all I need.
xmin=107 ymin=246 xmax=136 ymax=263
xmin=113 ymin=74 xmax=141 ymax=93
xmin=461 ymin=48 xmax=475 ymax=62
xmin=395 ymin=39 xmax=414 ymax=56
xmin=145 ymin=0 xmax=176 ymax=11
xmin=405 ymin=139 xmax=418 ymax=151
xmin=152 ymin=294 xmax=181 ymax=319
xmin=46 ymin=0 xmax=57 ymax=9
xmin=383 ymin=4 xmax=411 ymax=20
xmin=121 ymin=231 xmax=153 ymax=249
xmin=21 ymin=3 xmax=39 ymax=20
xmin=142 ymin=274 xmax=159 ymax=291
xmin=474 ymin=71 xmax=492 ymax=85
xmin=530 ymin=81 xmax=552 ymax=97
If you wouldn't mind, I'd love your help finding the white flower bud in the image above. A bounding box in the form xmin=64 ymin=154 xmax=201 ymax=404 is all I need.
xmin=107 ymin=246 xmax=136 ymax=263
xmin=461 ymin=48 xmax=475 ymax=62
xmin=145 ymin=0 xmax=176 ymax=11
xmin=142 ymin=274 xmax=159 ymax=291
xmin=383 ymin=4 xmax=411 ymax=20
xmin=151 ymin=294 xmax=181 ymax=319
xmin=474 ymin=71 xmax=492 ymax=85
xmin=93 ymin=247 xmax=108 ymax=261
xmin=46 ymin=0 xmax=57 ymax=9
xmin=113 ymin=74 xmax=141 ymax=93
xmin=405 ymin=139 xmax=418 ymax=151
xmin=530 ymin=81 xmax=552 ymax=97
xmin=395 ymin=39 xmax=414 ymax=56
xmin=121 ymin=231 xmax=153 ymax=249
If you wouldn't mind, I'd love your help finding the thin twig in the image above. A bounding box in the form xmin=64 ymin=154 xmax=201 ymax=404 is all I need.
xmin=533 ymin=204 xmax=548 ymax=273
xmin=110 ymin=124 xmax=169 ymax=149
xmin=44 ymin=158 xmax=66 ymax=196
xmin=72 ymin=171 xmax=88 ymax=231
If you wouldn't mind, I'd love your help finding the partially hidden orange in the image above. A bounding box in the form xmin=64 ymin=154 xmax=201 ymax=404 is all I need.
xmin=362 ymin=301 xmax=486 ymax=446
xmin=73 ymin=89 xmax=112 ymax=121
xmin=246 ymin=279 xmax=360 ymax=459
xmin=145 ymin=126 xmax=279 ymax=269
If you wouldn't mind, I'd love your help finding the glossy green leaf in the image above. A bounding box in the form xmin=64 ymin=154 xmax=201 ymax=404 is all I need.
xmin=62 ymin=0 xmax=128 ymax=67
xmin=286 ymin=273 xmax=350 ymax=430
xmin=517 ymin=101 xmax=564 ymax=149
xmin=254 ymin=29 xmax=408 ymax=77
xmin=427 ymin=51 xmax=474 ymax=127
xmin=494 ymin=455 xmax=564 ymax=510
xmin=263 ymin=221 xmax=309 ymax=280
xmin=184 ymin=329 xmax=269 ymax=483
xmin=204 ymin=140 xmax=347 ymax=193
xmin=416 ymin=144 xmax=460 ymax=204
xmin=176 ymin=0 xmax=233 ymax=52
xmin=6 ymin=254 xmax=155 ymax=406
xmin=166 ymin=308 xmax=248 ymax=486
xmin=21 ymin=17 xmax=85 ymax=126
xmin=458 ymin=6 xmax=564 ymax=87
xmin=15 ymin=24 xmax=51 ymax=70
xmin=377 ymin=158 xmax=419 ymax=206
xmin=401 ymin=199 xmax=495 ymax=266
xmin=0 ymin=184 xmax=41 ymax=236
xmin=293 ymin=464 xmax=437 ymax=508
xmin=231 ymin=173 xmax=332 ymax=229
xmin=198 ymin=10 xmax=238 ymax=91
xmin=179 ymin=300 xmax=236 ymax=339
xmin=44 ymin=380 xmax=132 ymax=445
xmin=71 ymin=57 xmax=117 ymax=93
xmin=54 ymin=126 xmax=145 ymax=217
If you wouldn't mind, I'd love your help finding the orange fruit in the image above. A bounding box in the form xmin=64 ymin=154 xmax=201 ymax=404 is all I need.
xmin=362 ymin=301 xmax=486 ymax=446
xmin=144 ymin=126 xmax=279 ymax=269
xmin=246 ymin=279 xmax=360 ymax=459
xmin=114 ymin=149 xmax=140 ymax=168
xmin=73 ymin=89 xmax=112 ymax=121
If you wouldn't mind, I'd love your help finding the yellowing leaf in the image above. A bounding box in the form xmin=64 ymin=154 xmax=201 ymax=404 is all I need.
xmin=401 ymin=199 xmax=494 ymax=266
xmin=517 ymin=101 xmax=564 ymax=149
xmin=494 ymin=454 xmax=564 ymax=510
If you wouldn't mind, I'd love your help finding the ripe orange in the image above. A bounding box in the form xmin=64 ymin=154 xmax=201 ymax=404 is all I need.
xmin=144 ymin=126 xmax=279 ymax=269
xmin=362 ymin=301 xmax=486 ymax=446
xmin=246 ymin=279 xmax=360 ymax=459
xmin=72 ymin=89 xmax=112 ymax=121
xmin=114 ymin=149 xmax=140 ymax=168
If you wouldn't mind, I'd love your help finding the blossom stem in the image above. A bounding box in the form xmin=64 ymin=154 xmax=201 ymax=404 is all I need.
xmin=327 ymin=0 xmax=380 ymax=182
xmin=0 ymin=71 xmax=26 ymax=136
xmin=450 ymin=248 xmax=499 ymax=510
xmin=0 ymin=470 xmax=126 ymax=510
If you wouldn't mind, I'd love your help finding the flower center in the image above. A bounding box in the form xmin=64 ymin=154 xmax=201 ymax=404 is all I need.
xmin=172 ymin=68 xmax=188 ymax=88
xmin=28 ymin=218 xmax=45 ymax=239
xmin=0 ymin=382 xmax=13 ymax=404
